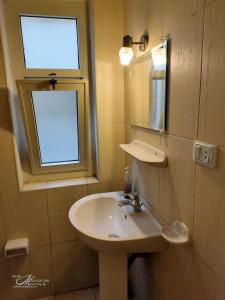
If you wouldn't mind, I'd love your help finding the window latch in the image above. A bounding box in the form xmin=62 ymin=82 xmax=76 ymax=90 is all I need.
xmin=49 ymin=74 xmax=57 ymax=90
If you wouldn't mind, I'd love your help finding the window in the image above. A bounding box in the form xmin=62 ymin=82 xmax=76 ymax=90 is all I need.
xmin=20 ymin=16 xmax=80 ymax=70
xmin=31 ymin=91 xmax=79 ymax=164
xmin=0 ymin=0 xmax=95 ymax=179
xmin=17 ymin=80 xmax=88 ymax=175
xmin=3 ymin=0 xmax=88 ymax=78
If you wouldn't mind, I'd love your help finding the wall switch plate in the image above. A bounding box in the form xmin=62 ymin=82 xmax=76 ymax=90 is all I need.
xmin=193 ymin=141 xmax=217 ymax=168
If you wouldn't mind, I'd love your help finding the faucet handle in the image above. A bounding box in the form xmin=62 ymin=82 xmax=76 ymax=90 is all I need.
xmin=127 ymin=192 xmax=139 ymax=201
xmin=133 ymin=192 xmax=139 ymax=200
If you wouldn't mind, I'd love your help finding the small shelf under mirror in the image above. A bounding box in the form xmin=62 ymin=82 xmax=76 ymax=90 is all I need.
xmin=119 ymin=140 xmax=167 ymax=167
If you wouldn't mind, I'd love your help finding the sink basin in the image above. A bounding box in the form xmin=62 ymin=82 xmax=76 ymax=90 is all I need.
xmin=69 ymin=192 xmax=167 ymax=300
xmin=69 ymin=192 xmax=166 ymax=252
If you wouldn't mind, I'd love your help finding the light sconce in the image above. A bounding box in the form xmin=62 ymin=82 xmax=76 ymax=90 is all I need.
xmin=119 ymin=34 xmax=148 ymax=66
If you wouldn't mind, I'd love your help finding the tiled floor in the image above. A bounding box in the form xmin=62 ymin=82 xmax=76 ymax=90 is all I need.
xmin=36 ymin=286 xmax=139 ymax=300
xmin=37 ymin=287 xmax=99 ymax=300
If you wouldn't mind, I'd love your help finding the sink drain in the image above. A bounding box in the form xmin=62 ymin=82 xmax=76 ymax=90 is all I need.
xmin=108 ymin=233 xmax=120 ymax=238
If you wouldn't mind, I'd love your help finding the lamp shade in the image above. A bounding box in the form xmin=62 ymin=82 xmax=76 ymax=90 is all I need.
xmin=119 ymin=47 xmax=134 ymax=65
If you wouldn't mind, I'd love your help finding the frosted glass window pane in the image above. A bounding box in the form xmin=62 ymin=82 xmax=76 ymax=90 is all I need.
xmin=31 ymin=91 xmax=79 ymax=165
xmin=20 ymin=16 xmax=79 ymax=69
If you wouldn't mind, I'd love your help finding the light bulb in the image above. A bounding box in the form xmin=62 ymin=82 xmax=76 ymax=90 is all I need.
xmin=152 ymin=48 xmax=166 ymax=70
xmin=119 ymin=47 xmax=134 ymax=65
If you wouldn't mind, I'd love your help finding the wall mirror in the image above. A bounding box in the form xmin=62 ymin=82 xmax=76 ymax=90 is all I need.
xmin=128 ymin=39 xmax=168 ymax=132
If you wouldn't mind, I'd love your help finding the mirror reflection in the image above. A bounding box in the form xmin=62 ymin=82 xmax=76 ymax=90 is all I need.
xmin=129 ymin=40 xmax=168 ymax=132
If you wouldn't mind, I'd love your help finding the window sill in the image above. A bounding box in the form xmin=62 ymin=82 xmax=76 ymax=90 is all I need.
xmin=20 ymin=177 xmax=100 ymax=192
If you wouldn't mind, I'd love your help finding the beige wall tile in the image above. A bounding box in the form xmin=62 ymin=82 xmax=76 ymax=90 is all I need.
xmin=146 ymin=0 xmax=164 ymax=43
xmin=140 ymin=163 xmax=160 ymax=211
xmin=157 ymin=245 xmax=193 ymax=300
xmin=87 ymin=180 xmax=124 ymax=195
xmin=89 ymin=249 xmax=99 ymax=286
xmin=0 ymin=200 xmax=6 ymax=250
xmin=160 ymin=135 xmax=195 ymax=231
xmin=194 ymin=147 xmax=225 ymax=281
xmin=147 ymin=253 xmax=161 ymax=285
xmin=1 ymin=190 xmax=50 ymax=247
xmin=92 ymin=0 xmax=123 ymax=62
xmin=190 ymin=254 xmax=225 ymax=300
xmin=0 ymin=41 xmax=18 ymax=194
xmin=47 ymin=185 xmax=87 ymax=244
xmin=0 ymin=254 xmax=13 ymax=300
xmin=150 ymin=281 xmax=166 ymax=300
xmin=95 ymin=62 xmax=124 ymax=125
xmin=124 ymin=0 xmax=163 ymax=53
xmin=198 ymin=0 xmax=225 ymax=147
xmin=167 ymin=12 xmax=203 ymax=139
xmin=125 ymin=125 xmax=136 ymax=145
xmin=124 ymin=0 xmax=150 ymax=53
xmin=130 ymin=158 xmax=140 ymax=194
xmin=98 ymin=124 xmax=125 ymax=181
xmin=0 ymin=39 xmax=8 ymax=91
xmin=206 ymin=0 xmax=216 ymax=4
xmin=0 ymin=127 xmax=18 ymax=195
xmin=163 ymin=0 xmax=204 ymax=34
xmin=115 ymin=179 xmax=127 ymax=193
xmin=56 ymin=289 xmax=95 ymax=300
xmin=52 ymin=241 xmax=93 ymax=293
xmin=93 ymin=0 xmax=124 ymax=125
xmin=10 ymin=246 xmax=54 ymax=300
xmin=135 ymin=128 xmax=161 ymax=148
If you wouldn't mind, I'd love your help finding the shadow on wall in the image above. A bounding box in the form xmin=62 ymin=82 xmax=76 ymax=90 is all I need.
xmin=0 ymin=88 xmax=13 ymax=133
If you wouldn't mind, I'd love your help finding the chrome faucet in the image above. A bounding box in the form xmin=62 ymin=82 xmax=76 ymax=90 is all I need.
xmin=118 ymin=192 xmax=143 ymax=213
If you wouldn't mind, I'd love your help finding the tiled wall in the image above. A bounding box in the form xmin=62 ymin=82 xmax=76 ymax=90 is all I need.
xmin=0 ymin=0 xmax=125 ymax=299
xmin=124 ymin=0 xmax=225 ymax=299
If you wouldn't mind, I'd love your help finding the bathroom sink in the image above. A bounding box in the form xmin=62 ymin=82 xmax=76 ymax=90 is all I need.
xmin=69 ymin=192 xmax=167 ymax=300
xmin=69 ymin=192 xmax=166 ymax=252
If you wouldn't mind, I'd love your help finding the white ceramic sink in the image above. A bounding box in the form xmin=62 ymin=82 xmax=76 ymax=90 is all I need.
xmin=69 ymin=192 xmax=166 ymax=252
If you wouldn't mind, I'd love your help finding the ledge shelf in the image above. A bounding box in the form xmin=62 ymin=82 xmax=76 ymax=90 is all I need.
xmin=119 ymin=140 xmax=167 ymax=167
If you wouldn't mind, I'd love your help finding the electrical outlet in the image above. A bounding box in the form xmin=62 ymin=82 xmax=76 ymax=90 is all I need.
xmin=193 ymin=141 xmax=217 ymax=168
xmin=199 ymin=146 xmax=210 ymax=163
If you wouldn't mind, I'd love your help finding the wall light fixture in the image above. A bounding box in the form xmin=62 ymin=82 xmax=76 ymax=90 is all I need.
xmin=119 ymin=34 xmax=148 ymax=66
